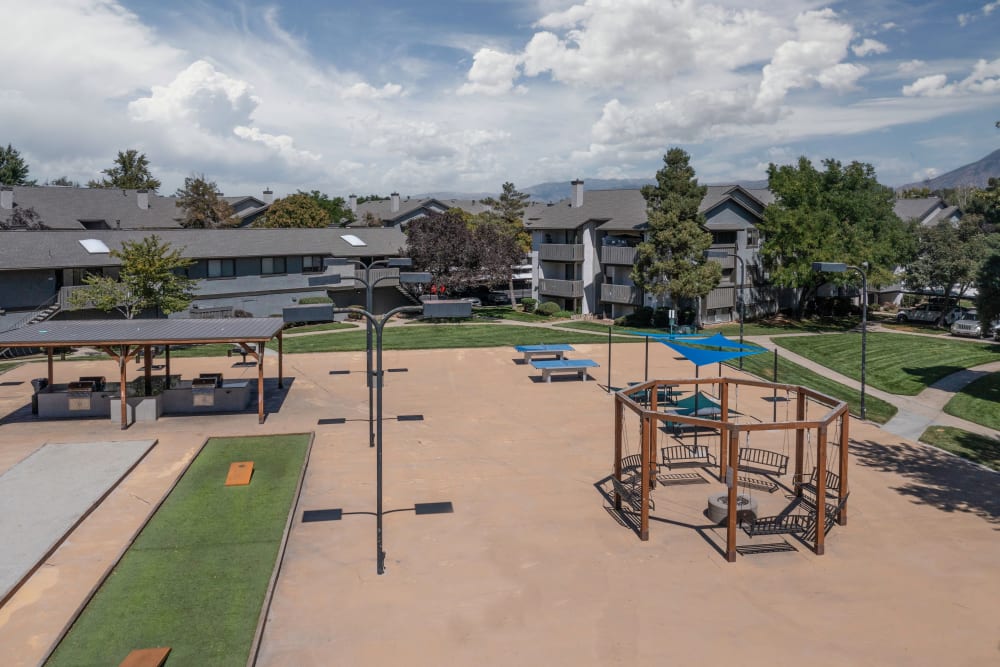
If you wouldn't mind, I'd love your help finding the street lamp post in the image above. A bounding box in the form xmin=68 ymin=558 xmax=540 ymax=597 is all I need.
xmin=706 ymin=249 xmax=747 ymax=368
xmin=333 ymin=297 xmax=470 ymax=575
xmin=324 ymin=257 xmax=416 ymax=447
xmin=812 ymin=262 xmax=868 ymax=420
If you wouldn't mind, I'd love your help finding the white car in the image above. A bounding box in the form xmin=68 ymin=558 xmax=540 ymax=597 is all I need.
xmin=950 ymin=311 xmax=984 ymax=337
xmin=896 ymin=303 xmax=964 ymax=325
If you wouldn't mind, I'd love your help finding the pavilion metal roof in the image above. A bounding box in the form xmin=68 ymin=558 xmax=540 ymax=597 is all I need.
xmin=0 ymin=318 xmax=284 ymax=347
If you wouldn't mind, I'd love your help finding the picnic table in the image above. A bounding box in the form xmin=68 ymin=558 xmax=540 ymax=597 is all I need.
xmin=514 ymin=344 xmax=575 ymax=362
xmin=530 ymin=358 xmax=599 ymax=382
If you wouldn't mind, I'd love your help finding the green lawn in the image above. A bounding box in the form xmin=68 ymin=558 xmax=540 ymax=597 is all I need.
xmin=774 ymin=332 xmax=1000 ymax=395
xmin=472 ymin=306 xmax=563 ymax=323
xmin=555 ymin=316 xmax=861 ymax=338
xmin=918 ymin=426 xmax=1000 ymax=471
xmin=282 ymin=321 xmax=357 ymax=334
xmin=270 ymin=323 xmax=618 ymax=353
xmin=46 ymin=434 xmax=309 ymax=667
xmin=943 ymin=372 xmax=1000 ymax=431
xmin=0 ymin=361 xmax=20 ymax=375
xmin=733 ymin=350 xmax=898 ymax=424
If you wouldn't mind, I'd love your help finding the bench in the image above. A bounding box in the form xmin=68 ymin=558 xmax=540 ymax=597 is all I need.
xmin=737 ymin=448 xmax=789 ymax=476
xmin=741 ymin=492 xmax=850 ymax=539
xmin=515 ymin=344 xmax=575 ymax=362
xmin=797 ymin=467 xmax=841 ymax=500
xmin=610 ymin=476 xmax=654 ymax=512
xmin=531 ymin=358 xmax=599 ymax=382
xmin=661 ymin=444 xmax=716 ymax=469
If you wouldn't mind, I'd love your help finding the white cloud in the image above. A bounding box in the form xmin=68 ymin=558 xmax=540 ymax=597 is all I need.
xmin=341 ymin=82 xmax=404 ymax=100
xmin=457 ymin=48 xmax=525 ymax=96
xmin=903 ymin=58 xmax=1000 ymax=97
xmin=129 ymin=60 xmax=259 ymax=134
xmin=959 ymin=1 xmax=1000 ymax=26
xmin=852 ymin=39 xmax=888 ymax=57
xmin=911 ymin=167 xmax=939 ymax=181
xmin=232 ymin=126 xmax=320 ymax=164
xmin=897 ymin=59 xmax=925 ymax=75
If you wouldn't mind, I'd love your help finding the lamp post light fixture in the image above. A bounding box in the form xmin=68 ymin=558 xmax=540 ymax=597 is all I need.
xmin=706 ymin=249 xmax=747 ymax=368
xmin=333 ymin=297 xmax=471 ymax=575
xmin=322 ymin=257 xmax=422 ymax=447
xmin=812 ymin=262 xmax=868 ymax=420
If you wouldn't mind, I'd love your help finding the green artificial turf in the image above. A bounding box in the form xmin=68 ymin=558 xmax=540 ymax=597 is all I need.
xmin=281 ymin=321 xmax=357 ymax=334
xmin=733 ymin=350 xmax=897 ymax=424
xmin=270 ymin=323 xmax=619 ymax=353
xmin=46 ymin=434 xmax=309 ymax=667
xmin=471 ymin=306 xmax=563 ymax=323
xmin=918 ymin=426 xmax=1000 ymax=471
xmin=943 ymin=372 xmax=1000 ymax=431
xmin=774 ymin=332 xmax=1000 ymax=396
xmin=0 ymin=361 xmax=21 ymax=375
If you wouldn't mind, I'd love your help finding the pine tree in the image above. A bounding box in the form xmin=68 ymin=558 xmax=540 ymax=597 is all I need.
xmin=631 ymin=148 xmax=720 ymax=326
xmin=175 ymin=175 xmax=238 ymax=228
xmin=88 ymin=149 xmax=161 ymax=192
xmin=0 ymin=143 xmax=35 ymax=185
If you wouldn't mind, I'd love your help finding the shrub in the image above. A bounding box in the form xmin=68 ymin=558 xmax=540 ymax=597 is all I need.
xmin=299 ymin=296 xmax=333 ymax=305
xmin=554 ymin=310 xmax=574 ymax=318
xmin=618 ymin=306 xmax=653 ymax=327
xmin=536 ymin=301 xmax=561 ymax=316
xmin=652 ymin=307 xmax=672 ymax=328
xmin=520 ymin=297 xmax=537 ymax=313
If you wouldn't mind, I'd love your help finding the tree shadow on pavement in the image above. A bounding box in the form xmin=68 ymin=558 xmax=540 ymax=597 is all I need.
xmin=851 ymin=438 xmax=999 ymax=528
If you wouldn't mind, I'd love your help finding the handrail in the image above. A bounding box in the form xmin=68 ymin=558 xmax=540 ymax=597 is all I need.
xmin=1 ymin=293 xmax=58 ymax=332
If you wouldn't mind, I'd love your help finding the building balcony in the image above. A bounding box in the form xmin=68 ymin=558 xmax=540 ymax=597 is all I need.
xmin=539 ymin=278 xmax=584 ymax=299
xmin=538 ymin=244 xmax=584 ymax=262
xmin=706 ymin=286 xmax=735 ymax=310
xmin=600 ymin=283 xmax=641 ymax=305
xmin=600 ymin=245 xmax=637 ymax=265
xmin=356 ymin=267 xmax=399 ymax=287
xmin=705 ymin=246 xmax=737 ymax=269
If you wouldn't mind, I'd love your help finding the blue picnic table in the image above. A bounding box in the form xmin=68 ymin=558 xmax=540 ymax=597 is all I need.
xmin=514 ymin=344 xmax=575 ymax=362
xmin=530 ymin=358 xmax=600 ymax=382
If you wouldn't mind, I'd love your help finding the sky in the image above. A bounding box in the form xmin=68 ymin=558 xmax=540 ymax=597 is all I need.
xmin=2 ymin=0 xmax=999 ymax=199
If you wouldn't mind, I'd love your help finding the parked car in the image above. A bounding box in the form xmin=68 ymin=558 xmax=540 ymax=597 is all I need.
xmin=459 ymin=297 xmax=482 ymax=307
xmin=896 ymin=302 xmax=965 ymax=325
xmin=486 ymin=291 xmax=511 ymax=305
xmin=949 ymin=311 xmax=985 ymax=338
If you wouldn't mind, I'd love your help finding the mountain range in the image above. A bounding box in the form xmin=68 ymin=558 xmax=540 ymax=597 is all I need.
xmin=420 ymin=149 xmax=1000 ymax=202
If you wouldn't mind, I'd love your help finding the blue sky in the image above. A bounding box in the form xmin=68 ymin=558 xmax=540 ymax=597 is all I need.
xmin=2 ymin=1 xmax=998 ymax=198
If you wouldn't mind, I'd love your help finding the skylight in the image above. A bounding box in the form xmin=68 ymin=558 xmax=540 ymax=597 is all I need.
xmin=79 ymin=239 xmax=111 ymax=254
xmin=340 ymin=234 xmax=367 ymax=247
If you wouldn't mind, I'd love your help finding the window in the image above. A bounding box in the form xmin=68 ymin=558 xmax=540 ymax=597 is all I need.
xmin=747 ymin=228 xmax=760 ymax=247
xmin=208 ymin=259 xmax=236 ymax=278
xmin=712 ymin=231 xmax=737 ymax=245
xmin=261 ymin=257 xmax=286 ymax=275
xmin=302 ymin=255 xmax=325 ymax=273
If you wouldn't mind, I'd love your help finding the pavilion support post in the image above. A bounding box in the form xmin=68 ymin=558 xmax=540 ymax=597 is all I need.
xmin=815 ymin=425 xmax=828 ymax=556
xmin=838 ymin=410 xmax=849 ymax=526
xmin=648 ymin=403 xmax=658 ymax=490
xmin=794 ymin=391 xmax=806 ymax=496
xmin=639 ymin=414 xmax=650 ymax=541
xmin=718 ymin=379 xmax=729 ymax=482
xmin=47 ymin=348 xmax=54 ymax=386
xmin=277 ymin=331 xmax=284 ymax=389
xmin=165 ymin=346 xmax=171 ymax=389
xmin=613 ymin=398 xmax=623 ymax=512
xmin=119 ymin=345 xmax=128 ymax=430
xmin=726 ymin=427 xmax=739 ymax=563
xmin=143 ymin=344 xmax=152 ymax=396
xmin=257 ymin=342 xmax=265 ymax=424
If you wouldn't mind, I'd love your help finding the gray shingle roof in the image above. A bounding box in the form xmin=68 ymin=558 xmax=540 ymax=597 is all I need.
xmin=893 ymin=197 xmax=944 ymax=222
xmin=0 ymin=318 xmax=284 ymax=346
xmin=352 ymin=197 xmax=489 ymax=226
xmin=0 ymin=186 xmax=270 ymax=230
xmin=524 ymin=185 xmax=770 ymax=232
xmin=0 ymin=228 xmax=407 ymax=271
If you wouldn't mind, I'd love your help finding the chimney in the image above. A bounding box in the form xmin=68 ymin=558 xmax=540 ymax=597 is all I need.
xmin=571 ymin=179 xmax=584 ymax=208
xmin=348 ymin=194 xmax=357 ymax=213
xmin=0 ymin=186 xmax=12 ymax=210
xmin=390 ymin=192 xmax=400 ymax=213
xmin=136 ymin=189 xmax=149 ymax=210
xmin=262 ymin=188 xmax=274 ymax=204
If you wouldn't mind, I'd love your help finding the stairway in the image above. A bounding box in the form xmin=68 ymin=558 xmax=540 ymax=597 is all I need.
xmin=395 ymin=284 xmax=422 ymax=306
xmin=0 ymin=298 xmax=61 ymax=359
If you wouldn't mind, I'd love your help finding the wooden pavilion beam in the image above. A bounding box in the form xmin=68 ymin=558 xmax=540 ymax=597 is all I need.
xmin=613 ymin=398 xmax=623 ymax=513
xmin=839 ymin=409 xmax=850 ymax=526
xmin=278 ymin=330 xmax=283 ymax=389
xmin=726 ymin=427 xmax=739 ymax=563
xmin=815 ymin=425 xmax=828 ymax=556
xmin=794 ymin=391 xmax=805 ymax=497
xmin=143 ymin=344 xmax=152 ymax=396
xmin=47 ymin=348 xmax=53 ymax=387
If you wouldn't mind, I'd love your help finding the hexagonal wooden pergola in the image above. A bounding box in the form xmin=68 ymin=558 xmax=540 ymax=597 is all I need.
xmin=613 ymin=377 xmax=850 ymax=562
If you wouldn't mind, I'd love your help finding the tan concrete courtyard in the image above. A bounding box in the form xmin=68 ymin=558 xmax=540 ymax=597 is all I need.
xmin=0 ymin=341 xmax=997 ymax=666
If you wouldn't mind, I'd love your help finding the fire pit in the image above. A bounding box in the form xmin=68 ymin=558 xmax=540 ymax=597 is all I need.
xmin=707 ymin=492 xmax=758 ymax=524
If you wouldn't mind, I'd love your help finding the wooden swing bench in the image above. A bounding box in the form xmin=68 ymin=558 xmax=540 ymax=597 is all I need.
xmin=661 ymin=444 xmax=716 ymax=469
xmin=610 ymin=476 xmax=654 ymax=512
xmin=736 ymin=448 xmax=789 ymax=493
xmin=796 ymin=467 xmax=842 ymax=501
xmin=741 ymin=493 xmax=850 ymax=539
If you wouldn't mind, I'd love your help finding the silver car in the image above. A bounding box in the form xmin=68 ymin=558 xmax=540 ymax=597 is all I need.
xmin=950 ymin=311 xmax=989 ymax=338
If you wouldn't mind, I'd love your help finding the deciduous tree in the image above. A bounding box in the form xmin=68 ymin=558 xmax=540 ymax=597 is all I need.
xmin=976 ymin=246 xmax=1000 ymax=331
xmin=759 ymin=157 xmax=912 ymax=315
xmin=480 ymin=182 xmax=531 ymax=303
xmin=69 ymin=235 xmax=194 ymax=318
xmin=298 ymin=190 xmax=355 ymax=226
xmin=258 ymin=192 xmax=331 ymax=228
xmin=87 ymin=149 xmax=161 ymax=191
xmin=905 ymin=218 xmax=985 ymax=325
xmin=175 ymin=174 xmax=238 ymax=228
xmin=405 ymin=210 xmax=477 ymax=290
xmin=0 ymin=206 xmax=46 ymax=229
xmin=631 ymin=148 xmax=721 ymax=326
xmin=0 ymin=143 xmax=35 ymax=185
